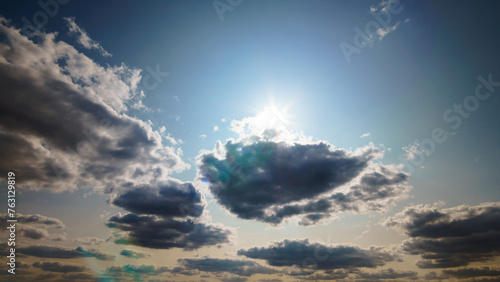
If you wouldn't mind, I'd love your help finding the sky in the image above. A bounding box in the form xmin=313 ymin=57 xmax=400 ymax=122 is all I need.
xmin=0 ymin=0 xmax=500 ymax=281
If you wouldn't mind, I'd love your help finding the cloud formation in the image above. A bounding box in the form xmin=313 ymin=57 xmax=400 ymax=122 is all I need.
xmin=442 ymin=267 xmax=500 ymax=279
xmin=107 ymin=213 xmax=231 ymax=250
xmin=0 ymin=17 xmax=188 ymax=193
xmin=237 ymin=239 xmax=396 ymax=270
xmin=110 ymin=181 xmax=204 ymax=218
xmin=178 ymin=258 xmax=277 ymax=277
xmin=355 ymin=268 xmax=418 ymax=280
xmin=198 ymin=129 xmax=410 ymax=225
xmin=17 ymin=245 xmax=115 ymax=261
xmin=384 ymin=202 xmax=500 ymax=268
xmin=0 ymin=213 xmax=66 ymax=241
xmin=32 ymin=261 xmax=87 ymax=273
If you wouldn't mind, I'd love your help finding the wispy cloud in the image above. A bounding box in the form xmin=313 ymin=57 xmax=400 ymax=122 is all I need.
xmin=64 ymin=17 xmax=112 ymax=57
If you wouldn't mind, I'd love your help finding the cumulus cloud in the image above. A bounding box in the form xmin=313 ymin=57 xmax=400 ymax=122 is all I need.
xmin=64 ymin=17 xmax=112 ymax=57
xmin=107 ymin=179 xmax=232 ymax=250
xmin=384 ymin=202 xmax=500 ymax=268
xmin=0 ymin=17 xmax=188 ymax=193
xmin=178 ymin=257 xmax=277 ymax=277
xmin=106 ymin=213 xmax=231 ymax=250
xmin=198 ymin=116 xmax=410 ymax=225
xmin=237 ymin=239 xmax=396 ymax=270
xmin=110 ymin=181 xmax=204 ymax=218
xmin=32 ymin=261 xmax=87 ymax=273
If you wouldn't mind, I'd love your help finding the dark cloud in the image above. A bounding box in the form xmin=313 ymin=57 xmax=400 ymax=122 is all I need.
xmin=198 ymin=139 xmax=409 ymax=225
xmin=237 ymin=239 xmax=396 ymax=270
xmin=110 ymin=181 xmax=203 ymax=218
xmin=120 ymin=249 xmax=151 ymax=259
xmin=384 ymin=202 xmax=500 ymax=268
xmin=0 ymin=17 xmax=187 ymax=193
xmin=423 ymin=271 xmax=449 ymax=280
xmin=355 ymin=268 xmax=419 ymax=280
xmin=17 ymin=245 xmax=114 ymax=261
xmin=18 ymin=245 xmax=80 ymax=259
xmin=178 ymin=257 xmax=277 ymax=277
xmin=107 ymin=213 xmax=231 ymax=250
xmin=32 ymin=261 xmax=87 ymax=273
xmin=443 ymin=267 xmax=500 ymax=279
xmin=0 ymin=17 xmax=231 ymax=255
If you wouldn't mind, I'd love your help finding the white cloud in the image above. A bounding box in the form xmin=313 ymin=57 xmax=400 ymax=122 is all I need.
xmin=213 ymin=125 xmax=219 ymax=132
xmin=361 ymin=132 xmax=371 ymax=138
xmin=63 ymin=17 xmax=112 ymax=57
xmin=0 ymin=18 xmax=189 ymax=192
xmin=376 ymin=22 xmax=401 ymax=40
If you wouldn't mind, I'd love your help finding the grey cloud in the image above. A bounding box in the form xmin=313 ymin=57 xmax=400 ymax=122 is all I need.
xmin=110 ymin=181 xmax=203 ymax=218
xmin=237 ymin=239 xmax=396 ymax=270
xmin=2 ymin=213 xmax=65 ymax=228
xmin=199 ymin=140 xmax=409 ymax=225
xmin=178 ymin=257 xmax=277 ymax=277
xmin=0 ymin=213 xmax=66 ymax=241
xmin=32 ymin=261 xmax=87 ymax=273
xmin=384 ymin=202 xmax=500 ymax=268
xmin=298 ymin=270 xmax=351 ymax=280
xmin=17 ymin=245 xmax=114 ymax=261
xmin=423 ymin=271 xmax=449 ymax=280
xmin=443 ymin=267 xmax=500 ymax=279
xmin=355 ymin=268 xmax=418 ymax=280
xmin=18 ymin=245 xmax=81 ymax=259
xmin=107 ymin=213 xmax=231 ymax=250
xmin=18 ymin=225 xmax=66 ymax=241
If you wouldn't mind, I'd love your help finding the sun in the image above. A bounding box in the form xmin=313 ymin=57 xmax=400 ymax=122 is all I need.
xmin=255 ymin=100 xmax=293 ymax=130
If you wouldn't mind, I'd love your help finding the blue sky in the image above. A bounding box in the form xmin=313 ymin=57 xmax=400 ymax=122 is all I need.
xmin=1 ymin=0 xmax=500 ymax=281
